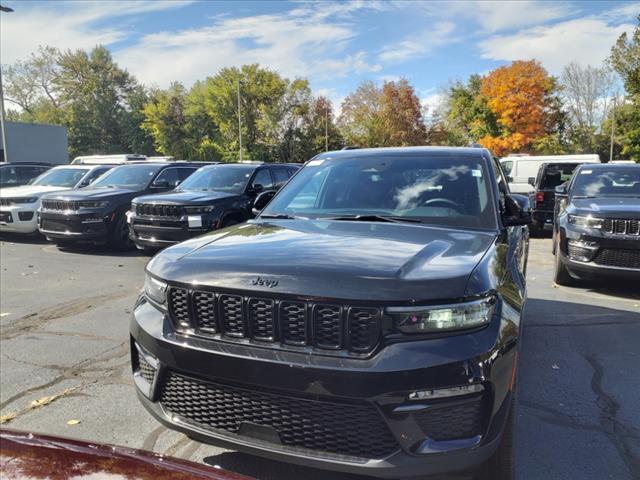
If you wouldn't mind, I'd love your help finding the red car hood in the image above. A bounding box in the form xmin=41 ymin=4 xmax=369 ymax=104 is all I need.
xmin=0 ymin=429 xmax=253 ymax=480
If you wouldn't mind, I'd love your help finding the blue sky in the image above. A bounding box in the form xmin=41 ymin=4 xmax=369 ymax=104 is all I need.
xmin=1 ymin=1 xmax=638 ymax=110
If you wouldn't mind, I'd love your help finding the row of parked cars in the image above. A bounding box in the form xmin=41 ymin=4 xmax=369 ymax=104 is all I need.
xmin=1 ymin=146 xmax=638 ymax=480
xmin=0 ymin=160 xmax=300 ymax=250
xmin=499 ymin=154 xmax=640 ymax=285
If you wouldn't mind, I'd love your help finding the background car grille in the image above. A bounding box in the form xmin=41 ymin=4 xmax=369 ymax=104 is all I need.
xmin=41 ymin=199 xmax=79 ymax=211
xmin=414 ymin=398 xmax=484 ymax=441
xmin=167 ymin=287 xmax=381 ymax=355
xmin=593 ymin=249 xmax=640 ymax=269
xmin=135 ymin=204 xmax=184 ymax=217
xmin=159 ymin=371 xmax=398 ymax=459
xmin=602 ymin=218 xmax=640 ymax=236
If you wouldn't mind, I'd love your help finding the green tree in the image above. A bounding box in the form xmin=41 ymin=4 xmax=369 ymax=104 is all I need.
xmin=203 ymin=64 xmax=288 ymax=161
xmin=444 ymin=74 xmax=500 ymax=145
xmin=300 ymin=96 xmax=343 ymax=157
xmin=142 ymin=83 xmax=191 ymax=158
xmin=608 ymin=15 xmax=640 ymax=161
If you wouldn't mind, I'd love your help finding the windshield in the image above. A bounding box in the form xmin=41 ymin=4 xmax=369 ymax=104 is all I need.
xmin=540 ymin=163 xmax=580 ymax=190
xmin=263 ymin=154 xmax=498 ymax=230
xmin=91 ymin=164 xmax=161 ymax=190
xmin=572 ymin=166 xmax=640 ymax=198
xmin=176 ymin=165 xmax=254 ymax=194
xmin=31 ymin=168 xmax=90 ymax=187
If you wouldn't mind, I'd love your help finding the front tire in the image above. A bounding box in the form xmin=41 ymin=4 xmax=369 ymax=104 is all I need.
xmin=477 ymin=391 xmax=517 ymax=480
xmin=109 ymin=215 xmax=133 ymax=251
xmin=553 ymin=242 xmax=575 ymax=286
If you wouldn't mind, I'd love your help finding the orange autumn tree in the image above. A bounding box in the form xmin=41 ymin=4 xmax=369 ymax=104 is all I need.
xmin=479 ymin=60 xmax=556 ymax=156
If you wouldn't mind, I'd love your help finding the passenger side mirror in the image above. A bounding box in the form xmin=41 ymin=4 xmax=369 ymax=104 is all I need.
xmin=503 ymin=194 xmax=532 ymax=227
xmin=506 ymin=175 xmax=513 ymax=183
xmin=150 ymin=179 xmax=170 ymax=190
xmin=527 ymin=177 xmax=536 ymax=186
xmin=252 ymin=191 xmax=276 ymax=216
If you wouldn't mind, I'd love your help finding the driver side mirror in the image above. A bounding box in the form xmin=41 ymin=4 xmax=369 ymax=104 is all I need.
xmin=506 ymin=175 xmax=513 ymax=183
xmin=150 ymin=179 xmax=170 ymax=190
xmin=248 ymin=183 xmax=264 ymax=195
xmin=527 ymin=177 xmax=536 ymax=186
xmin=252 ymin=190 xmax=276 ymax=216
xmin=504 ymin=194 xmax=532 ymax=227
xmin=555 ymin=182 xmax=568 ymax=197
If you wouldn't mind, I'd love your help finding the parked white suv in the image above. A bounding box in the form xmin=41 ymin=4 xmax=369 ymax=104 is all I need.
xmin=0 ymin=165 xmax=113 ymax=234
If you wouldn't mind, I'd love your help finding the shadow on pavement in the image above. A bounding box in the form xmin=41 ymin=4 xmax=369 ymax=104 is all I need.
xmin=0 ymin=232 xmax=48 ymax=245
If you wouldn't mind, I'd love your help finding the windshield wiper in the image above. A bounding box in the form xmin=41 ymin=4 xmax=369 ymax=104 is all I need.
xmin=259 ymin=213 xmax=297 ymax=219
xmin=324 ymin=214 xmax=423 ymax=224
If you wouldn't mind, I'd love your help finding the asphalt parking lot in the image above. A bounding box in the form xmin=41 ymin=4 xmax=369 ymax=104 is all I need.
xmin=0 ymin=235 xmax=638 ymax=480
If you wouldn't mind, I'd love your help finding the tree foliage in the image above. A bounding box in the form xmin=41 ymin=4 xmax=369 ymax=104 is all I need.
xmin=608 ymin=15 xmax=640 ymax=161
xmin=338 ymin=79 xmax=426 ymax=147
xmin=478 ymin=60 xmax=557 ymax=156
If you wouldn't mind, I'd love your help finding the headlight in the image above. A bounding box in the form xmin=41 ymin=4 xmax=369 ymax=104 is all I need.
xmin=12 ymin=197 xmax=38 ymax=204
xmin=144 ymin=274 xmax=167 ymax=307
xmin=568 ymin=214 xmax=604 ymax=229
xmin=79 ymin=200 xmax=109 ymax=208
xmin=388 ymin=296 xmax=496 ymax=333
xmin=184 ymin=205 xmax=215 ymax=214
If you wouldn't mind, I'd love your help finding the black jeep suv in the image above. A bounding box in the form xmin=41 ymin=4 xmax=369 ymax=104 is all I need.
xmin=129 ymin=163 xmax=299 ymax=251
xmin=530 ymin=162 xmax=584 ymax=235
xmin=553 ymin=162 xmax=640 ymax=285
xmin=38 ymin=162 xmax=203 ymax=249
xmin=130 ymin=147 xmax=530 ymax=479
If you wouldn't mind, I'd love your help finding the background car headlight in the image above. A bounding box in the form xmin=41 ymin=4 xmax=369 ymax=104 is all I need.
xmin=12 ymin=197 xmax=39 ymax=204
xmin=388 ymin=296 xmax=496 ymax=333
xmin=184 ymin=205 xmax=215 ymax=214
xmin=568 ymin=214 xmax=604 ymax=229
xmin=79 ymin=200 xmax=109 ymax=208
xmin=144 ymin=274 xmax=167 ymax=307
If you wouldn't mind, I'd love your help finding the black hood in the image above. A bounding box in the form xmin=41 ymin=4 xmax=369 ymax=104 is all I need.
xmin=570 ymin=197 xmax=640 ymax=219
xmin=133 ymin=190 xmax=239 ymax=205
xmin=43 ymin=187 xmax=143 ymax=202
xmin=148 ymin=219 xmax=497 ymax=302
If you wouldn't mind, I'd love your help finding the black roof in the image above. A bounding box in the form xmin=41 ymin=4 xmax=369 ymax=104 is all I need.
xmin=576 ymin=162 xmax=639 ymax=170
xmin=0 ymin=162 xmax=54 ymax=167
xmin=315 ymin=146 xmax=490 ymax=160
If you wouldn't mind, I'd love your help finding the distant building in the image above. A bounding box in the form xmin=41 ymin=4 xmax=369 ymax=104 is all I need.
xmin=0 ymin=121 xmax=69 ymax=164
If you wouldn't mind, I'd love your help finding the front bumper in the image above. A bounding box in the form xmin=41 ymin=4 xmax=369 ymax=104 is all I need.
xmin=129 ymin=213 xmax=216 ymax=248
xmin=0 ymin=205 xmax=38 ymax=233
xmin=130 ymin=298 xmax=518 ymax=478
xmin=37 ymin=210 xmax=114 ymax=242
xmin=558 ymin=226 xmax=640 ymax=277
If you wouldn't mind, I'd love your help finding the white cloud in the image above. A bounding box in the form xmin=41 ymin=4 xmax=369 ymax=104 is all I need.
xmin=478 ymin=16 xmax=635 ymax=73
xmin=379 ymin=22 xmax=456 ymax=63
xmin=0 ymin=1 xmax=192 ymax=65
xmin=411 ymin=0 xmax=574 ymax=33
xmin=116 ymin=10 xmax=381 ymax=87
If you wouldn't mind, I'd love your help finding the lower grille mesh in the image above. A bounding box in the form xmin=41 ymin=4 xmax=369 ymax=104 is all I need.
xmin=137 ymin=354 xmax=156 ymax=384
xmin=414 ymin=398 xmax=484 ymax=441
xmin=593 ymin=249 xmax=640 ymax=269
xmin=159 ymin=371 xmax=398 ymax=459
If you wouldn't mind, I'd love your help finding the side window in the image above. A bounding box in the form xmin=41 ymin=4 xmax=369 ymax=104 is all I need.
xmin=17 ymin=167 xmax=42 ymax=182
xmin=492 ymin=158 xmax=509 ymax=195
xmin=272 ymin=168 xmax=289 ymax=188
xmin=501 ymin=160 xmax=514 ymax=177
xmin=287 ymin=167 xmax=299 ymax=178
xmin=1 ymin=166 xmax=18 ymax=184
xmin=178 ymin=167 xmax=197 ymax=181
xmin=81 ymin=167 xmax=109 ymax=185
xmin=251 ymin=169 xmax=274 ymax=190
xmin=154 ymin=168 xmax=180 ymax=187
